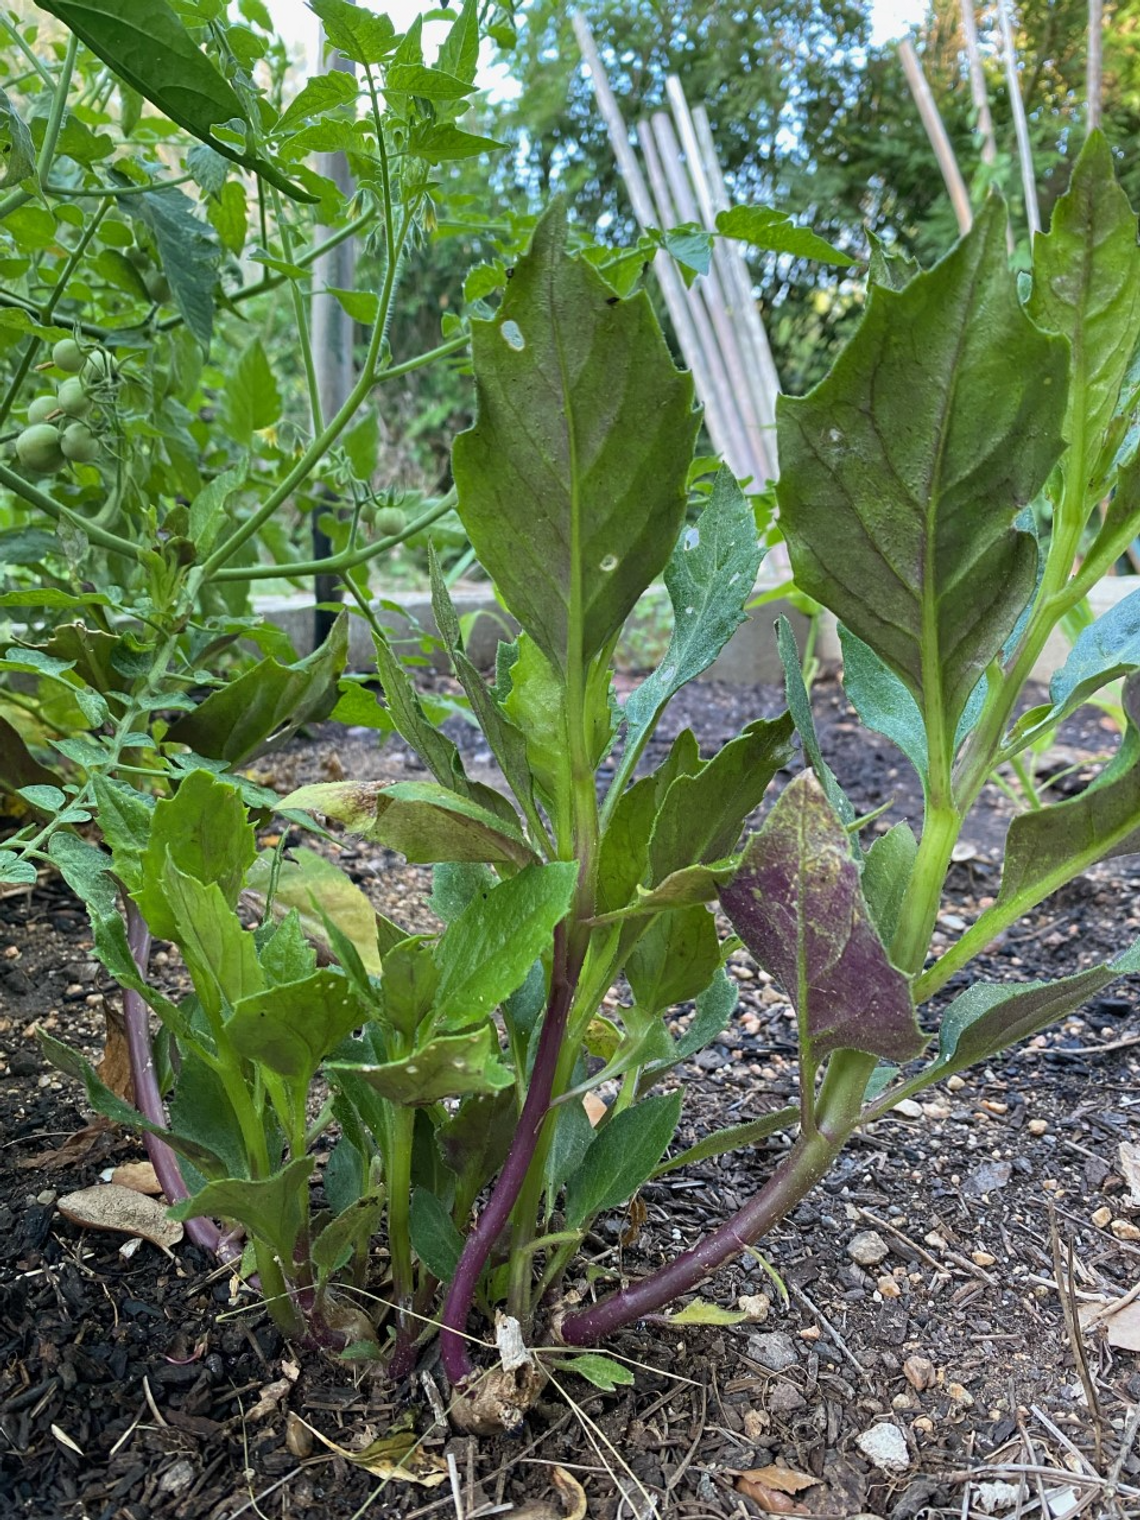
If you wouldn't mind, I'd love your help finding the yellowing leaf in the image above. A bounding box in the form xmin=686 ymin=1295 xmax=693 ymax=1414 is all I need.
xmin=668 ymin=1298 xmax=749 ymax=1326
xmin=294 ymin=1417 xmax=447 ymax=1486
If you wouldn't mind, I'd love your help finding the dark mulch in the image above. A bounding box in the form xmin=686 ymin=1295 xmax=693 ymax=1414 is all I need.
xmin=4 ymin=677 xmax=1140 ymax=1519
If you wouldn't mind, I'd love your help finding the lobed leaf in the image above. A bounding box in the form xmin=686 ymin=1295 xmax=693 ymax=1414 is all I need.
xmin=778 ymin=198 xmax=1067 ymax=742
xmin=452 ymin=200 xmax=699 ymax=678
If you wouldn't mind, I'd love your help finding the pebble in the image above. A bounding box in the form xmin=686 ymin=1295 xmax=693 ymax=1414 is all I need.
xmin=972 ymin=1250 xmax=997 ymax=1267
xmin=1092 ymin=1206 xmax=1113 ymax=1228
xmin=738 ymin=1293 xmax=770 ymax=1321
xmin=1027 ymin=1118 xmax=1049 ymax=1136
xmin=894 ymin=1099 xmax=923 ymax=1119
xmin=857 ymin=1422 xmax=910 ymax=1472
xmin=946 ymin=1382 xmax=974 ymax=1406
xmin=746 ymin=1331 xmax=798 ymax=1372
xmin=1111 ymin=1218 xmax=1140 ymax=1241
xmin=877 ymin=1275 xmax=901 ymax=1298
xmin=767 ymin=1380 xmax=806 ymax=1412
xmin=946 ymin=1075 xmax=966 ymax=1092
xmin=848 ymin=1229 xmax=890 ymax=1267
xmin=158 ymin=1459 xmax=196 ymax=1496
xmin=903 ymin=1355 xmax=936 ymax=1391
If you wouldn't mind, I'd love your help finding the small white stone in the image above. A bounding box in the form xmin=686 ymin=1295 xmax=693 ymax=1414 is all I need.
xmin=848 ymin=1229 xmax=890 ymax=1267
xmin=857 ymin=1422 xmax=910 ymax=1472
xmin=894 ymin=1099 xmax=923 ymax=1119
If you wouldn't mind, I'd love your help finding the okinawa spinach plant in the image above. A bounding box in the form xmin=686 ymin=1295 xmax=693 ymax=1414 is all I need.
xmin=282 ymin=132 xmax=1140 ymax=1426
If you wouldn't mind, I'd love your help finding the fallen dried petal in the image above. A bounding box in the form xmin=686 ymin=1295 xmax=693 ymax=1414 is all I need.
xmin=57 ymin=1184 xmax=182 ymax=1252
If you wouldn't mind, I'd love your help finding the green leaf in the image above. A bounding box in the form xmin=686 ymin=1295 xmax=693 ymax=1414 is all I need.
xmin=437 ymin=1088 xmax=516 ymax=1201
xmin=227 ymin=970 xmax=366 ymax=1081
xmin=720 ymin=772 xmax=923 ymax=1066
xmin=0 ymin=851 xmax=39 ymax=885
xmin=867 ymin=232 xmax=919 ymax=290
xmin=623 ymin=468 xmax=766 ymax=758
xmin=931 ymin=941 xmax=1140 ymax=1081
xmin=647 ymin=715 xmax=794 ymax=884
xmin=778 ymin=198 xmax=1067 ymax=745
xmin=312 ymin=1192 xmax=384 ymax=1276
xmin=409 ymin=1187 xmax=464 ymax=1282
xmin=169 ymin=1157 xmax=315 ymax=1266
xmin=564 ymin=1092 xmax=683 ymax=1228
xmin=277 ymin=70 xmax=358 ymax=133
xmin=861 ymin=822 xmax=918 ymax=946
xmin=661 ymin=224 xmax=713 ymax=278
xmin=429 ymin=551 xmax=539 ymax=833
xmin=207 ymin=179 xmax=247 ymax=255
xmin=224 ymin=338 xmax=282 ymax=445
xmin=666 ymin=1300 xmax=748 ymax=1326
xmin=328 ymin=1024 xmax=513 ymax=1105
xmin=157 ymin=859 xmax=264 ymax=1020
xmin=594 ymin=861 xmax=735 ymax=923
xmin=92 ymin=776 xmax=152 ymax=897
xmin=776 ymin=616 xmax=853 ymax=824
xmin=167 ymin=613 xmax=348 ymax=763
xmin=625 ymin=905 xmax=722 ymax=1016
xmin=131 ymin=185 xmax=222 ymax=347
xmin=48 ymin=834 xmax=117 ymax=921
xmin=188 ymin=465 xmax=246 ymax=557
xmin=452 ymin=199 xmax=699 ymax=678
xmin=258 ymin=910 xmax=317 ymax=986
xmin=38 ymin=0 xmax=312 ymax=201
xmin=413 ymin=124 xmax=506 ymax=162
xmin=135 ymin=770 xmax=255 ymax=941
xmin=246 ymin=847 xmax=388 ymax=978
xmin=326 ymin=287 xmax=379 ymax=324
xmin=839 ymin=624 xmax=929 ymax=788
xmin=992 ymin=676 xmax=1140 ymax=918
xmin=1028 ymin=132 xmax=1140 ymax=497
xmin=555 ymin=1354 xmax=636 ymax=1390
xmin=378 ymin=937 xmax=439 ymax=1038
xmin=40 ymin=1032 xmax=228 ymax=1177
xmin=434 ymin=862 xmax=577 ymax=1027
xmin=386 ymin=63 xmax=477 ymax=99
xmin=282 ymin=779 xmax=534 ymax=867
xmin=0 ymin=90 xmax=36 ymax=189
xmin=312 ymin=0 xmax=398 ymax=64
xmin=1030 ymin=588 xmax=1140 ymax=738
xmin=436 ymin=0 xmax=479 ymax=83
xmin=716 ymin=204 xmax=855 ymax=266
xmin=652 ymin=1107 xmax=798 ymax=1177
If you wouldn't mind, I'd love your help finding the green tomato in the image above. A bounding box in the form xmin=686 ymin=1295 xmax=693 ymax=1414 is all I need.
xmin=60 ymin=421 xmax=100 ymax=464
xmin=26 ymin=394 xmax=57 ymax=425
xmin=52 ymin=338 xmax=84 ymax=374
xmin=373 ymin=507 xmax=407 ymax=537
xmin=16 ymin=423 xmax=64 ymax=473
xmin=56 ymin=376 xmax=91 ymax=418
xmin=80 ymin=351 xmax=116 ymax=387
xmin=143 ymin=268 xmax=172 ymax=304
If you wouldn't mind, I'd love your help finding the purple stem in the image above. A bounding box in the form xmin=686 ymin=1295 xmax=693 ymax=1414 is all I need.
xmin=558 ymin=1128 xmax=838 ymax=1344
xmin=439 ymin=925 xmax=575 ymax=1388
xmin=122 ymin=900 xmax=230 ymax=1259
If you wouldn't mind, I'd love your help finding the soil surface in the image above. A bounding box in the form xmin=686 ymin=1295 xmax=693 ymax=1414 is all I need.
xmin=4 ymin=676 xmax=1140 ymax=1520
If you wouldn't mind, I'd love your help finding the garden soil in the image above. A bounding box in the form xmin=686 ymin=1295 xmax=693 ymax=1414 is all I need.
xmin=4 ymin=676 xmax=1140 ymax=1520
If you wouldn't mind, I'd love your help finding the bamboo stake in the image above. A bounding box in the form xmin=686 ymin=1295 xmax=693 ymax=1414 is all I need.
xmin=571 ymin=12 xmax=746 ymax=473
xmin=311 ymin=18 xmax=357 ymax=647
xmin=959 ymin=0 xmax=999 ymax=166
xmin=899 ymin=37 xmax=973 ymax=234
xmin=665 ymin=77 xmax=779 ymax=463
xmin=636 ymin=114 xmax=757 ymax=480
xmin=690 ymin=103 xmax=783 ymax=440
xmin=995 ymin=0 xmax=1041 ymax=237
xmin=1087 ymin=0 xmax=1104 ymax=134
xmin=646 ymin=109 xmax=771 ymax=483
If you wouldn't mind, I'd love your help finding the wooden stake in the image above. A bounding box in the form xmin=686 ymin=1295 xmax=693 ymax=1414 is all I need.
xmin=899 ymin=37 xmax=973 ymax=235
xmin=995 ymin=0 xmax=1041 ymax=237
xmin=1087 ymin=0 xmax=1104 ymax=134
xmin=959 ymin=0 xmax=999 ymax=166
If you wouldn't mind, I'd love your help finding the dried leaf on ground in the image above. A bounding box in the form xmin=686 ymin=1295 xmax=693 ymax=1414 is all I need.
xmin=57 ymin=1183 xmax=183 ymax=1251
xmin=15 ymin=1119 xmax=115 ymax=1171
xmin=669 ymin=1298 xmax=749 ymax=1326
xmin=110 ymin=1160 xmax=162 ymax=1194
xmin=1119 ymin=1140 xmax=1140 ymax=1204
xmin=296 ymin=1418 xmax=447 ymax=1486
xmin=734 ymin=1470 xmax=812 ymax=1514
xmin=1078 ymin=1293 xmax=1140 ymax=1350
xmin=738 ymin=1464 xmax=820 ymax=1495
